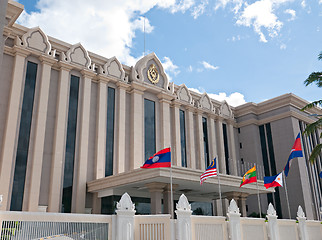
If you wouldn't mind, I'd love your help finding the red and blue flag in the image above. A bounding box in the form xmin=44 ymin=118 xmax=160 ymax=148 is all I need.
xmin=200 ymin=158 xmax=217 ymax=185
xmin=141 ymin=147 xmax=171 ymax=169
xmin=284 ymin=133 xmax=303 ymax=177
xmin=320 ymin=171 xmax=322 ymax=178
xmin=264 ymin=172 xmax=283 ymax=189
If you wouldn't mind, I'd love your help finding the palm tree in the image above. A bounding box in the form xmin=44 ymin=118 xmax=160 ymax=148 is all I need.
xmin=301 ymin=52 xmax=322 ymax=163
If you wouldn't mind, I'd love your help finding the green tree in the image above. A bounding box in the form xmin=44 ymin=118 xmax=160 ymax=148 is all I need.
xmin=301 ymin=52 xmax=322 ymax=163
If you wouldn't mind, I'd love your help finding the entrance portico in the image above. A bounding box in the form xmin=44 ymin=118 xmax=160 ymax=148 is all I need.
xmin=87 ymin=166 xmax=273 ymax=216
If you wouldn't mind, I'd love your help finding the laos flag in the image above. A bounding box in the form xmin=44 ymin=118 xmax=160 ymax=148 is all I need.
xmin=141 ymin=147 xmax=171 ymax=168
xmin=284 ymin=133 xmax=303 ymax=177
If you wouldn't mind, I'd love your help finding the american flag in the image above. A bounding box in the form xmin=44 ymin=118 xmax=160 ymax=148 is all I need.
xmin=200 ymin=158 xmax=217 ymax=185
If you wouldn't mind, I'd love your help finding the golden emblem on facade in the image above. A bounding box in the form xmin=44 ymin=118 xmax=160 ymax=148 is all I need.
xmin=147 ymin=64 xmax=159 ymax=84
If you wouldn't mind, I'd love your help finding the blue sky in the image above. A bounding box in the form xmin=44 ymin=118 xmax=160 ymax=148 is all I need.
xmin=16 ymin=0 xmax=322 ymax=106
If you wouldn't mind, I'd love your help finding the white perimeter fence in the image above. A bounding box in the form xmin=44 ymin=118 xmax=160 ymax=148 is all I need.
xmin=0 ymin=192 xmax=321 ymax=240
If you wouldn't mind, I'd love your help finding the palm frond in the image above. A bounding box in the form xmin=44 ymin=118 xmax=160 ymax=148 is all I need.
xmin=301 ymin=100 xmax=322 ymax=111
xmin=303 ymin=119 xmax=322 ymax=135
xmin=319 ymin=52 xmax=322 ymax=61
xmin=304 ymin=72 xmax=322 ymax=87
xmin=308 ymin=144 xmax=322 ymax=164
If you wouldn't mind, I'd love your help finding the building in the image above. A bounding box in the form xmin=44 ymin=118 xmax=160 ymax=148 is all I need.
xmin=0 ymin=0 xmax=321 ymax=220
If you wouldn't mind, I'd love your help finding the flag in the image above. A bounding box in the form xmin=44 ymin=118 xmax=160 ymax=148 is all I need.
xmin=240 ymin=166 xmax=257 ymax=187
xmin=284 ymin=133 xmax=303 ymax=177
xmin=200 ymin=158 xmax=217 ymax=185
xmin=141 ymin=147 xmax=171 ymax=168
xmin=320 ymin=171 xmax=322 ymax=178
xmin=264 ymin=172 xmax=283 ymax=189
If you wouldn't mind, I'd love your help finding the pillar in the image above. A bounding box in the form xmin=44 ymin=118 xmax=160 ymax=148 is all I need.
xmin=175 ymin=194 xmax=192 ymax=240
xmin=171 ymin=101 xmax=181 ymax=166
xmin=145 ymin=182 xmax=166 ymax=214
xmin=215 ymin=117 xmax=226 ymax=174
xmin=163 ymin=183 xmax=178 ymax=217
xmin=130 ymin=83 xmax=144 ymax=169
xmin=227 ymin=121 xmax=238 ymax=175
xmin=26 ymin=56 xmax=57 ymax=211
xmin=47 ymin=62 xmax=72 ymax=212
xmin=227 ymin=199 xmax=241 ymax=240
xmin=238 ymin=194 xmax=248 ymax=217
xmin=266 ymin=203 xmax=280 ymax=240
xmin=0 ymin=47 xmax=29 ymax=210
xmin=186 ymin=107 xmax=196 ymax=169
xmin=116 ymin=193 xmax=136 ymax=240
xmin=94 ymin=80 xmax=107 ymax=180
xmin=158 ymin=93 xmax=172 ymax=150
xmin=73 ymin=69 xmax=94 ymax=213
xmin=115 ymin=81 xmax=128 ymax=174
xmin=207 ymin=115 xmax=217 ymax=161
xmin=297 ymin=206 xmax=309 ymax=240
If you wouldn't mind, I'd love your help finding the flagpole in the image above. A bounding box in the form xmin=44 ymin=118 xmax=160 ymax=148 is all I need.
xmin=282 ymin=171 xmax=291 ymax=219
xmin=255 ymin=163 xmax=262 ymax=218
xmin=170 ymin=146 xmax=174 ymax=219
xmin=216 ymin=156 xmax=223 ymax=216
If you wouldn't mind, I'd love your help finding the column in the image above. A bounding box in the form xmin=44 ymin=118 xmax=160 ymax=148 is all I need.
xmin=195 ymin=111 xmax=205 ymax=170
xmin=163 ymin=183 xmax=178 ymax=216
xmin=238 ymin=193 xmax=248 ymax=217
xmin=26 ymin=56 xmax=57 ymax=212
xmin=0 ymin=47 xmax=29 ymax=211
xmin=47 ymin=63 xmax=72 ymax=212
xmin=73 ymin=69 xmax=94 ymax=213
xmin=227 ymin=121 xmax=238 ymax=175
xmin=94 ymin=80 xmax=107 ymax=180
xmin=158 ymin=93 xmax=172 ymax=150
xmin=130 ymin=83 xmax=145 ymax=169
xmin=171 ymin=101 xmax=181 ymax=166
xmin=115 ymin=81 xmax=128 ymax=174
xmin=186 ymin=107 xmax=196 ymax=169
xmin=215 ymin=117 xmax=226 ymax=174
xmin=207 ymin=115 xmax=217 ymax=161
xmin=146 ymin=182 xmax=166 ymax=214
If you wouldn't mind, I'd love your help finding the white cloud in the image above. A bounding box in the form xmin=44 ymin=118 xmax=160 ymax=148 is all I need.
xmin=284 ymin=9 xmax=296 ymax=21
xmin=192 ymin=0 xmax=208 ymax=19
xmin=320 ymin=0 xmax=322 ymax=4
xmin=201 ymin=61 xmax=219 ymax=70
xmin=280 ymin=43 xmax=286 ymax=49
xmin=162 ymin=56 xmax=180 ymax=81
xmin=301 ymin=0 xmax=306 ymax=8
xmin=17 ymin=0 xmax=196 ymax=66
xmin=188 ymin=65 xmax=193 ymax=72
xmin=188 ymin=88 xmax=247 ymax=107
xmin=236 ymin=0 xmax=284 ymax=43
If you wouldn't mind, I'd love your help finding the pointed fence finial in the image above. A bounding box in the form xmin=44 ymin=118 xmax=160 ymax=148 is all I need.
xmin=116 ymin=192 xmax=135 ymax=211
xmin=297 ymin=206 xmax=306 ymax=219
xmin=228 ymin=199 xmax=240 ymax=214
xmin=267 ymin=203 xmax=277 ymax=217
xmin=176 ymin=194 xmax=191 ymax=211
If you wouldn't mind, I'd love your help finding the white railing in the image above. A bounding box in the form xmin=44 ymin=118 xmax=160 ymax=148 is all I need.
xmin=0 ymin=193 xmax=321 ymax=240
xmin=0 ymin=211 xmax=112 ymax=240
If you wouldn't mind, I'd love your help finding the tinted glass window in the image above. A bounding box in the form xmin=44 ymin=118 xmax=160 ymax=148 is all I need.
xmin=144 ymin=99 xmax=156 ymax=160
xmin=10 ymin=61 xmax=38 ymax=211
xmin=62 ymin=75 xmax=79 ymax=213
xmin=105 ymin=87 xmax=115 ymax=176
xmin=179 ymin=110 xmax=187 ymax=167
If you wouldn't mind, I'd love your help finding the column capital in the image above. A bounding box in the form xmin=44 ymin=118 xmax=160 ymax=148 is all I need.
xmin=130 ymin=81 xmax=146 ymax=93
xmin=81 ymin=69 xmax=96 ymax=79
xmin=39 ymin=55 xmax=57 ymax=66
xmin=225 ymin=191 xmax=241 ymax=201
xmin=57 ymin=61 xmax=73 ymax=72
xmin=13 ymin=45 xmax=30 ymax=58
xmin=163 ymin=183 xmax=179 ymax=192
xmin=95 ymin=74 xmax=110 ymax=84
xmin=171 ymin=99 xmax=182 ymax=108
xmin=116 ymin=81 xmax=130 ymax=90
xmin=157 ymin=92 xmax=175 ymax=102
xmin=145 ymin=182 xmax=167 ymax=193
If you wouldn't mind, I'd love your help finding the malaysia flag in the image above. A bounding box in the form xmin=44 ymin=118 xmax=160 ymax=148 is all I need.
xmin=141 ymin=147 xmax=171 ymax=168
xmin=284 ymin=133 xmax=303 ymax=177
xmin=264 ymin=172 xmax=283 ymax=189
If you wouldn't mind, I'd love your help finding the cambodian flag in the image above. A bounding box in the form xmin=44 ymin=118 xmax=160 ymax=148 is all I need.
xmin=284 ymin=133 xmax=303 ymax=177
xmin=141 ymin=147 xmax=171 ymax=168
xmin=264 ymin=172 xmax=283 ymax=189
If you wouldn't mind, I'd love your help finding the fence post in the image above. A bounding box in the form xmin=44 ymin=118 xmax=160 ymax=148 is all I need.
xmin=227 ymin=199 xmax=241 ymax=240
xmin=175 ymin=194 xmax=192 ymax=240
xmin=116 ymin=192 xmax=136 ymax=240
xmin=266 ymin=203 xmax=279 ymax=240
xmin=297 ymin=206 xmax=308 ymax=240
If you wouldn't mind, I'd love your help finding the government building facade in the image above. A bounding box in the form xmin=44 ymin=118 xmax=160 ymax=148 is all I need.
xmin=0 ymin=0 xmax=321 ymax=220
